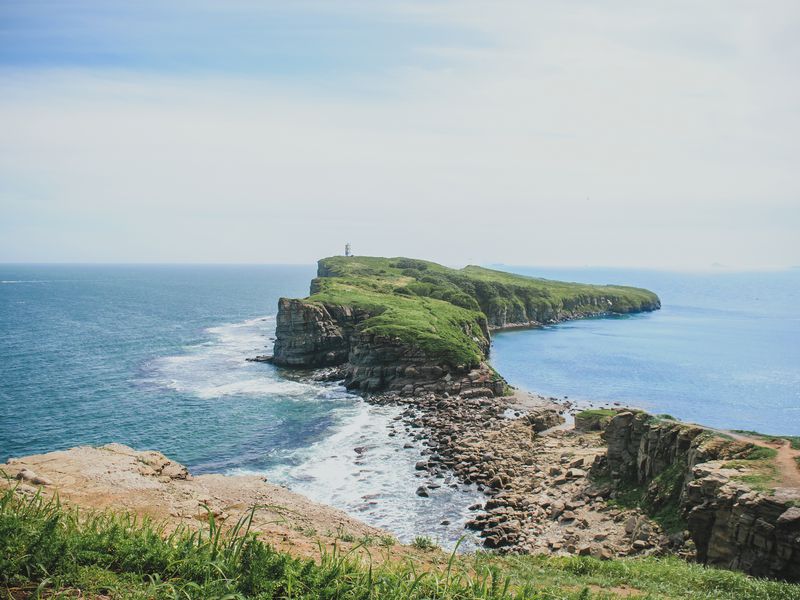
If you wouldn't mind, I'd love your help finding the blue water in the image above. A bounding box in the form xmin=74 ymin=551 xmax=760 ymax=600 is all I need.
xmin=489 ymin=267 xmax=800 ymax=435
xmin=1 ymin=265 xmax=798 ymax=541
xmin=0 ymin=265 xmax=317 ymax=464
xmin=0 ymin=264 xmax=484 ymax=546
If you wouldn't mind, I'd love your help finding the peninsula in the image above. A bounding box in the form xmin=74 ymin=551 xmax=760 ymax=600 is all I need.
xmin=271 ymin=256 xmax=660 ymax=395
xmin=4 ymin=257 xmax=800 ymax=598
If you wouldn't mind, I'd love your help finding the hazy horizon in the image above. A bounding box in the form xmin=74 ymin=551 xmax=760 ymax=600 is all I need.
xmin=2 ymin=2 xmax=799 ymax=269
xmin=2 ymin=259 xmax=798 ymax=274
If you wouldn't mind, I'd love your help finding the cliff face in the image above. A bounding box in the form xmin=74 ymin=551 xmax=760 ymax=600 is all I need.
xmin=272 ymin=298 xmax=366 ymax=367
xmin=271 ymin=256 xmax=660 ymax=396
xmin=685 ymin=466 xmax=800 ymax=580
xmin=599 ymin=411 xmax=800 ymax=581
xmin=479 ymin=293 xmax=660 ymax=330
xmin=272 ymin=297 xmax=503 ymax=395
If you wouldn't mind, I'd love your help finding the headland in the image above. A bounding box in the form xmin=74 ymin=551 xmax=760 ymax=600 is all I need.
xmin=4 ymin=256 xmax=800 ymax=597
xmin=271 ymin=255 xmax=660 ymax=395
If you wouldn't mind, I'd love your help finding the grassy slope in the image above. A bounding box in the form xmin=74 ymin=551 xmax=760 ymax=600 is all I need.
xmin=3 ymin=489 xmax=798 ymax=600
xmin=303 ymin=256 xmax=660 ymax=367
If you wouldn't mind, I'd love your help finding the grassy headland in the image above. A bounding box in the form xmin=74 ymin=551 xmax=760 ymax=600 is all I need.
xmin=304 ymin=256 xmax=660 ymax=368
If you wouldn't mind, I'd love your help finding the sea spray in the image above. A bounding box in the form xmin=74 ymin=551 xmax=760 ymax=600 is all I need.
xmin=146 ymin=314 xmax=484 ymax=549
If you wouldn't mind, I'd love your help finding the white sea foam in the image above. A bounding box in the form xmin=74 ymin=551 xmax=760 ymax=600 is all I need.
xmin=147 ymin=314 xmax=486 ymax=549
xmin=233 ymin=400 xmax=485 ymax=550
xmin=1 ymin=280 xmax=49 ymax=284
xmin=143 ymin=315 xmax=318 ymax=399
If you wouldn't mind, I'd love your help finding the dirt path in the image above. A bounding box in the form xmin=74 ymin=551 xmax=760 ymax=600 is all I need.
xmin=722 ymin=430 xmax=800 ymax=489
xmin=772 ymin=440 xmax=800 ymax=488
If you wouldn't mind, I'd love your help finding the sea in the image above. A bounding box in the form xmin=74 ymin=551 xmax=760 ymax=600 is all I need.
xmin=489 ymin=266 xmax=800 ymax=436
xmin=1 ymin=263 xmax=798 ymax=545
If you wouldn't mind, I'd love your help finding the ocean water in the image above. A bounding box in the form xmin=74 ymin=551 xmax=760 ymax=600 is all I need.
xmin=0 ymin=264 xmax=482 ymax=547
xmin=489 ymin=266 xmax=800 ymax=436
xmin=1 ymin=265 xmax=798 ymax=545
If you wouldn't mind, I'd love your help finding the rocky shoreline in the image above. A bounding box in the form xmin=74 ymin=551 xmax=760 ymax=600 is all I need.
xmin=6 ymin=256 xmax=797 ymax=582
xmin=357 ymin=386 xmax=673 ymax=559
xmin=267 ymin=258 xmax=800 ymax=581
xmin=313 ymin=366 xmax=800 ymax=580
xmin=4 ymin=370 xmax=798 ymax=581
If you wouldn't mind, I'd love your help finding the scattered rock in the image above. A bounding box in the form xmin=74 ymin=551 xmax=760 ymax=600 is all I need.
xmin=15 ymin=468 xmax=52 ymax=486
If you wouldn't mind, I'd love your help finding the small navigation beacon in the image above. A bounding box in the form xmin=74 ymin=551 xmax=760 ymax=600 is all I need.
xmin=345 ymin=243 xmax=352 ymax=257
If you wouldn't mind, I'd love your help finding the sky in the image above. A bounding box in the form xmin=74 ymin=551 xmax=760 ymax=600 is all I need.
xmin=1 ymin=1 xmax=799 ymax=268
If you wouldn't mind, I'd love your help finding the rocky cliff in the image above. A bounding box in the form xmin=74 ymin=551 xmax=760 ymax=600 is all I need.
xmin=597 ymin=411 xmax=800 ymax=581
xmin=272 ymin=297 xmax=502 ymax=395
xmin=475 ymin=290 xmax=660 ymax=330
xmin=271 ymin=257 xmax=660 ymax=395
xmin=272 ymin=298 xmax=365 ymax=367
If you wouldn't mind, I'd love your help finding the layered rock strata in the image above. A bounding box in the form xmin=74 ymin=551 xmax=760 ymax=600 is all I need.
xmin=481 ymin=293 xmax=657 ymax=330
xmin=597 ymin=411 xmax=800 ymax=581
xmin=271 ymin=258 xmax=659 ymax=395
xmin=272 ymin=297 xmax=503 ymax=395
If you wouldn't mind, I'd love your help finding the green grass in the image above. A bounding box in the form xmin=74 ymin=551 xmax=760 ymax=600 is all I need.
xmin=300 ymin=256 xmax=660 ymax=368
xmin=723 ymin=451 xmax=781 ymax=494
xmin=732 ymin=430 xmax=800 ymax=450
xmin=310 ymin=274 xmax=489 ymax=366
xmin=574 ymin=409 xmax=617 ymax=431
xmin=482 ymin=554 xmax=800 ymax=600
xmin=411 ymin=536 xmax=437 ymax=551
xmin=607 ymin=462 xmax=688 ymax=534
xmin=576 ymin=409 xmax=617 ymax=418
xmin=745 ymin=446 xmax=779 ymax=461
xmin=2 ymin=488 xmax=798 ymax=599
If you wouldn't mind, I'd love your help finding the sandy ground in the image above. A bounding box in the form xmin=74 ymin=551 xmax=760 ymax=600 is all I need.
xmin=1 ymin=443 xmax=427 ymax=564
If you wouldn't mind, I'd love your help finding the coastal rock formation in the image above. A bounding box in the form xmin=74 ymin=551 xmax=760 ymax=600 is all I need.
xmin=271 ymin=256 xmax=660 ymax=395
xmin=598 ymin=411 xmax=800 ymax=581
xmin=272 ymin=295 xmax=503 ymax=395
xmin=272 ymin=298 xmax=364 ymax=367
xmin=367 ymin=390 xmax=670 ymax=558
xmin=480 ymin=293 xmax=659 ymax=330
xmin=685 ymin=465 xmax=800 ymax=580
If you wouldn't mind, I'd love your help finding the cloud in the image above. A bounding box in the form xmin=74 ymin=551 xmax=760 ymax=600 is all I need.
xmin=1 ymin=2 xmax=798 ymax=267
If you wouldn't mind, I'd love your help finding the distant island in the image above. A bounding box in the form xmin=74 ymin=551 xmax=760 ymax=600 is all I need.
xmin=271 ymin=255 xmax=660 ymax=394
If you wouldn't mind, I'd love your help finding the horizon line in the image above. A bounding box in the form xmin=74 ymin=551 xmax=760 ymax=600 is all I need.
xmin=1 ymin=260 xmax=797 ymax=273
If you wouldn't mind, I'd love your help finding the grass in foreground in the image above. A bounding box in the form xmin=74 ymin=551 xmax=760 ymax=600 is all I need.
xmin=2 ymin=488 xmax=799 ymax=599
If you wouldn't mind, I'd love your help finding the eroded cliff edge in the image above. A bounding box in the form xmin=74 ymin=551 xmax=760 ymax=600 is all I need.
xmin=588 ymin=410 xmax=800 ymax=581
xmin=271 ymin=256 xmax=660 ymax=394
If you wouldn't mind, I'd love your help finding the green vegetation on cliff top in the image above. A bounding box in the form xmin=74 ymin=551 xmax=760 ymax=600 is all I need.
xmin=302 ymin=256 xmax=660 ymax=367
xmin=3 ymin=488 xmax=797 ymax=600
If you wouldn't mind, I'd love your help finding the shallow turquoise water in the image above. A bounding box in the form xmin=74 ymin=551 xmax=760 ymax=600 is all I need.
xmin=489 ymin=267 xmax=800 ymax=435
